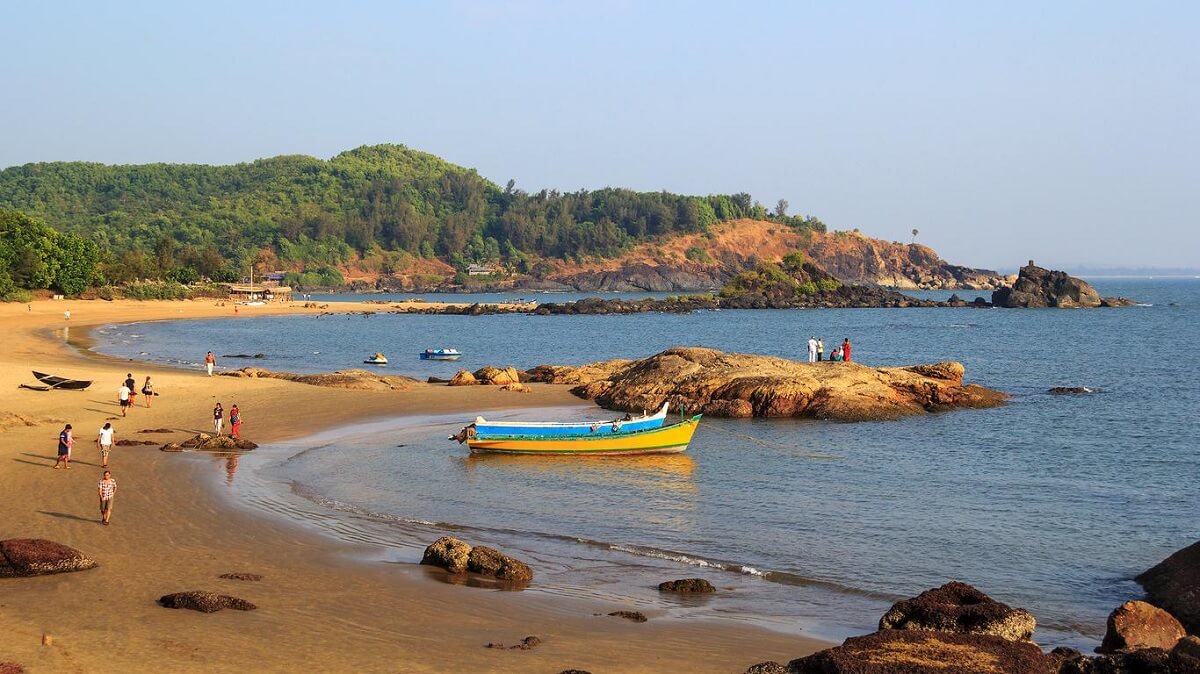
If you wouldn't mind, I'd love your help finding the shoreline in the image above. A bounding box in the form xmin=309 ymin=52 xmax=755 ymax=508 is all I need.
xmin=0 ymin=299 xmax=827 ymax=673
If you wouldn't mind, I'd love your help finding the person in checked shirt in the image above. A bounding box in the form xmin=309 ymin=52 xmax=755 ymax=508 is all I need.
xmin=98 ymin=470 xmax=117 ymax=525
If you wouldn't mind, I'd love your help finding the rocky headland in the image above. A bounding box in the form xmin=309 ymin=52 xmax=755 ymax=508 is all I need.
xmin=526 ymin=347 xmax=1007 ymax=421
xmin=992 ymin=261 xmax=1136 ymax=308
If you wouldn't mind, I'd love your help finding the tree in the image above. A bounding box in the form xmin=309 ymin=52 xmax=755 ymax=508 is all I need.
xmin=775 ymin=199 xmax=789 ymax=218
xmin=911 ymin=228 xmax=919 ymax=244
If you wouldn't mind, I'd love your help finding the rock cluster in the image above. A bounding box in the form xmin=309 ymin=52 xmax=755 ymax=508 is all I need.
xmin=158 ymin=591 xmax=256 ymax=613
xmin=176 ymin=433 xmax=258 ymax=451
xmin=0 ymin=539 xmax=97 ymax=577
xmin=221 ymin=367 xmax=420 ymax=391
xmin=658 ymin=578 xmax=716 ymax=593
xmin=878 ymin=581 xmax=1036 ymax=641
xmin=420 ymin=536 xmax=533 ymax=583
xmin=536 ymin=347 xmax=1005 ymax=422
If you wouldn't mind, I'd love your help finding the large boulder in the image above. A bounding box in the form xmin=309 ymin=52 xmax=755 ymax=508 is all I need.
xmin=991 ymin=262 xmax=1102 ymax=308
xmin=467 ymin=546 xmax=534 ymax=582
xmin=878 ymin=581 xmax=1036 ymax=642
xmin=1098 ymin=601 xmax=1185 ymax=654
xmin=421 ymin=536 xmax=472 ymax=574
xmin=447 ymin=370 xmax=477 ymax=386
xmin=565 ymin=348 xmax=1006 ymax=422
xmin=0 ymin=539 xmax=97 ymax=577
xmin=158 ymin=591 xmax=256 ymax=612
xmin=1137 ymin=540 xmax=1200 ymax=634
xmin=472 ymin=366 xmax=522 ymax=386
xmin=788 ymin=630 xmax=1051 ymax=674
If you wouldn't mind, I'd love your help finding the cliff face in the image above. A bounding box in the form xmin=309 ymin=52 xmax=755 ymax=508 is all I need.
xmin=805 ymin=230 xmax=1006 ymax=290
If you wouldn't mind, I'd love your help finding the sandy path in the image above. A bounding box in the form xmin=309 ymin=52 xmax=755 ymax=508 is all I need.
xmin=0 ymin=299 xmax=822 ymax=673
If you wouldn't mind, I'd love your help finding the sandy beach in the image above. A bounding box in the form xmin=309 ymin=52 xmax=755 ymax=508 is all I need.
xmin=0 ymin=299 xmax=824 ymax=673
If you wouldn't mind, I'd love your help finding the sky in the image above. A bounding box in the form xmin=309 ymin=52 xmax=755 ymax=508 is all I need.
xmin=2 ymin=1 xmax=1197 ymax=270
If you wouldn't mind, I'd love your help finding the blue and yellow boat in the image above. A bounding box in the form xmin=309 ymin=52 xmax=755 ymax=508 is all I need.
xmin=466 ymin=415 xmax=702 ymax=456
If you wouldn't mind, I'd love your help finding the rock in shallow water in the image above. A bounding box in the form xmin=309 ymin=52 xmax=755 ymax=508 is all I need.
xmin=0 ymin=539 xmax=97 ymax=577
xmin=657 ymin=578 xmax=716 ymax=593
xmin=421 ymin=536 xmax=472 ymax=574
xmin=158 ymin=591 xmax=256 ymax=613
xmin=1098 ymin=600 xmax=1185 ymax=654
xmin=608 ymin=610 xmax=648 ymax=623
xmin=789 ymin=630 xmax=1049 ymax=674
xmin=466 ymin=546 xmax=533 ymax=582
xmin=1136 ymin=540 xmax=1200 ymax=634
xmin=878 ymin=581 xmax=1036 ymax=642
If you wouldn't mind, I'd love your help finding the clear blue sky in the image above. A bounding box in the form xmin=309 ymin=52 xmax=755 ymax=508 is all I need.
xmin=3 ymin=1 xmax=1197 ymax=270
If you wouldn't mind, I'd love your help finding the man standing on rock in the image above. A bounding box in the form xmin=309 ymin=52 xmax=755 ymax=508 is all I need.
xmin=97 ymin=470 xmax=116 ymax=525
xmin=807 ymin=336 xmax=818 ymax=363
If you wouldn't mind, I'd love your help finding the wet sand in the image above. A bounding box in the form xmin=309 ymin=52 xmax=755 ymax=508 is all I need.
xmin=0 ymin=299 xmax=825 ymax=673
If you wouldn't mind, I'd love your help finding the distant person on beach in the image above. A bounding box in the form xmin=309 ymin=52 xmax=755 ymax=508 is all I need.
xmin=806 ymin=336 xmax=818 ymax=363
xmin=205 ymin=352 xmax=216 ymax=376
xmin=54 ymin=424 xmax=74 ymax=469
xmin=816 ymin=338 xmax=824 ymax=361
xmin=98 ymin=470 xmax=116 ymax=525
xmin=118 ymin=382 xmax=131 ymax=417
xmin=213 ymin=402 xmax=224 ymax=436
xmin=141 ymin=376 xmax=154 ymax=407
xmin=124 ymin=373 xmax=137 ymax=406
xmin=842 ymin=338 xmax=853 ymax=363
xmin=229 ymin=404 xmax=242 ymax=439
xmin=96 ymin=422 xmax=114 ymax=468
xmin=64 ymin=310 xmax=70 ymax=321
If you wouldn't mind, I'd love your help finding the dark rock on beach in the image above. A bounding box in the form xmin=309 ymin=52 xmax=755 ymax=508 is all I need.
xmin=608 ymin=610 xmax=648 ymax=623
xmin=176 ymin=434 xmax=258 ymax=451
xmin=137 ymin=428 xmax=176 ymax=434
xmin=743 ymin=663 xmax=789 ymax=674
xmin=0 ymin=663 xmax=26 ymax=674
xmin=1137 ymin=540 xmax=1200 ymax=634
xmin=466 ymin=546 xmax=534 ymax=583
xmin=218 ymin=572 xmax=263 ymax=582
xmin=878 ymin=581 xmax=1036 ymax=642
xmin=158 ymin=591 xmax=256 ymax=613
xmin=115 ymin=439 xmax=158 ymax=446
xmin=992 ymin=262 xmax=1111 ymax=309
xmin=658 ymin=578 xmax=716 ymax=593
xmin=0 ymin=539 xmax=98 ymax=577
xmin=1098 ymin=600 xmax=1185 ymax=654
xmin=789 ymin=630 xmax=1050 ymax=674
xmin=485 ymin=636 xmax=541 ymax=650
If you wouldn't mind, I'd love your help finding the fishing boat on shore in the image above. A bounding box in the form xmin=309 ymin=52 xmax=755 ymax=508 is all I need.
xmin=473 ymin=402 xmax=670 ymax=437
xmin=462 ymin=415 xmax=702 ymax=456
xmin=31 ymin=371 xmax=93 ymax=390
xmin=420 ymin=348 xmax=461 ymax=361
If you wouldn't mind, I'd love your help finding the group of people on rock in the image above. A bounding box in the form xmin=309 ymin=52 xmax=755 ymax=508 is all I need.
xmin=806 ymin=337 xmax=853 ymax=363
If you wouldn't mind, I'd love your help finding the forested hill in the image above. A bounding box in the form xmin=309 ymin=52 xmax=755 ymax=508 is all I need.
xmin=0 ymin=144 xmax=822 ymax=287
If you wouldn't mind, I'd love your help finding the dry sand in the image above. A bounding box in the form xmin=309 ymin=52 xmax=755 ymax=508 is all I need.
xmin=0 ymin=299 xmax=824 ymax=673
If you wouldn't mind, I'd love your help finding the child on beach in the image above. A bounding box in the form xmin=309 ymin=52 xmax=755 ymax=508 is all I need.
xmin=205 ymin=352 xmax=216 ymax=376
xmin=53 ymin=424 xmax=74 ymax=469
xmin=230 ymin=404 xmax=242 ymax=439
xmin=213 ymin=402 xmax=224 ymax=436
xmin=98 ymin=470 xmax=116 ymax=525
xmin=96 ymin=422 xmax=114 ymax=468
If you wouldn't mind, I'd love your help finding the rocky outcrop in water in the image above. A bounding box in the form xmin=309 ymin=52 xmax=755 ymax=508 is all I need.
xmin=878 ymin=581 xmax=1036 ymax=642
xmin=0 ymin=539 xmax=97 ymax=577
xmin=992 ymin=262 xmax=1134 ymax=308
xmin=788 ymin=630 xmax=1050 ymax=674
xmin=658 ymin=578 xmax=716 ymax=593
xmin=608 ymin=610 xmax=648 ymax=623
xmin=178 ymin=433 xmax=258 ymax=451
xmin=1097 ymin=600 xmax=1185 ymax=654
xmin=158 ymin=591 xmax=256 ymax=613
xmin=1137 ymin=540 xmax=1200 ymax=634
xmin=221 ymin=367 xmax=420 ymax=390
xmin=540 ymin=347 xmax=1005 ymax=422
xmin=421 ymin=536 xmax=533 ymax=583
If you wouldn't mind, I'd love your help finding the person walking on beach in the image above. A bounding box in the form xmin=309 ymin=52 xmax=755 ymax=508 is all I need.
xmin=205 ymin=352 xmax=216 ymax=376
xmin=229 ymin=404 xmax=242 ymax=439
xmin=124 ymin=373 xmax=137 ymax=407
xmin=53 ymin=424 xmax=74 ymax=469
xmin=141 ymin=376 xmax=155 ymax=407
xmin=842 ymin=338 xmax=853 ymax=363
xmin=118 ymin=381 xmax=132 ymax=417
xmin=806 ymin=336 xmax=818 ymax=363
xmin=96 ymin=422 xmax=115 ymax=468
xmin=98 ymin=470 xmax=116 ymax=525
xmin=213 ymin=402 xmax=224 ymax=436
xmin=816 ymin=338 xmax=824 ymax=362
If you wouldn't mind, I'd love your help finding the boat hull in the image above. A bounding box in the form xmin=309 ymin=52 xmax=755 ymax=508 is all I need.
xmin=467 ymin=415 xmax=700 ymax=456
xmin=474 ymin=403 xmax=669 ymax=438
xmin=31 ymin=371 xmax=92 ymax=390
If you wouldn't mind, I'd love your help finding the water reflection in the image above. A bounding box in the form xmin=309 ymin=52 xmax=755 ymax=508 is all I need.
xmin=459 ymin=452 xmax=697 ymax=494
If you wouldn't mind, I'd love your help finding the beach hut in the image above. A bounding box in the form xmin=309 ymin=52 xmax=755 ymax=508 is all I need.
xmin=225 ymin=284 xmax=293 ymax=302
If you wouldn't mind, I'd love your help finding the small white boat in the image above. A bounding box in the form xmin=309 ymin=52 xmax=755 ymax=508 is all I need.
xmin=420 ymin=348 xmax=461 ymax=361
xmin=363 ymin=352 xmax=388 ymax=365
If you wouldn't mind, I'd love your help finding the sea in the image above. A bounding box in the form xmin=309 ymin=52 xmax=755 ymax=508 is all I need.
xmin=91 ymin=279 xmax=1200 ymax=649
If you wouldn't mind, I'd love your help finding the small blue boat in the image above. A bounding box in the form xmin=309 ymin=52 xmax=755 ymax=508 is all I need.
xmin=472 ymin=402 xmax=670 ymax=438
xmin=420 ymin=348 xmax=461 ymax=361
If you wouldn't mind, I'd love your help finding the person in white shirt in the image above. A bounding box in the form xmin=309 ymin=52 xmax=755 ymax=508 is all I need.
xmin=118 ymin=384 xmax=131 ymax=417
xmin=96 ymin=422 xmax=115 ymax=468
xmin=807 ymin=336 xmax=818 ymax=363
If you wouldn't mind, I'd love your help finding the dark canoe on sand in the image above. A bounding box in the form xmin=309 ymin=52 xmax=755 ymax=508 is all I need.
xmin=31 ymin=371 xmax=93 ymax=390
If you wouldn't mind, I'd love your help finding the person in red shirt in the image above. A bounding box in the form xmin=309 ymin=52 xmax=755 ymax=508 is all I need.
xmin=842 ymin=338 xmax=853 ymax=363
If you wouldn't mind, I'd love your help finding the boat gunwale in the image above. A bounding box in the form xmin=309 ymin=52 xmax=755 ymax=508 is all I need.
xmin=475 ymin=402 xmax=670 ymax=430
xmin=468 ymin=415 xmax=701 ymax=442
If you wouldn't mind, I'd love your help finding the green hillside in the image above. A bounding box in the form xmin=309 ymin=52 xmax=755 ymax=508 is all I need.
xmin=0 ymin=144 xmax=824 ymax=294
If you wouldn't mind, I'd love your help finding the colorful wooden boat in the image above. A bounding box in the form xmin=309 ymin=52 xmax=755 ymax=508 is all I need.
xmin=473 ymin=402 xmax=669 ymax=437
xmin=466 ymin=415 xmax=701 ymax=456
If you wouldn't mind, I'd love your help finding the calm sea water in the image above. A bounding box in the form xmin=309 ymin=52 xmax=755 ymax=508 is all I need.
xmin=93 ymin=280 xmax=1200 ymax=648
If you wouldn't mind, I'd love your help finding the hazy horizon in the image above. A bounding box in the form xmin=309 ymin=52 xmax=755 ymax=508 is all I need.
xmin=3 ymin=1 xmax=1196 ymax=270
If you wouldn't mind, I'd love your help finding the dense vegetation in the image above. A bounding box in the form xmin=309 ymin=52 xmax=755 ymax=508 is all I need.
xmin=0 ymin=210 xmax=100 ymax=300
xmin=0 ymin=144 xmax=825 ymax=295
